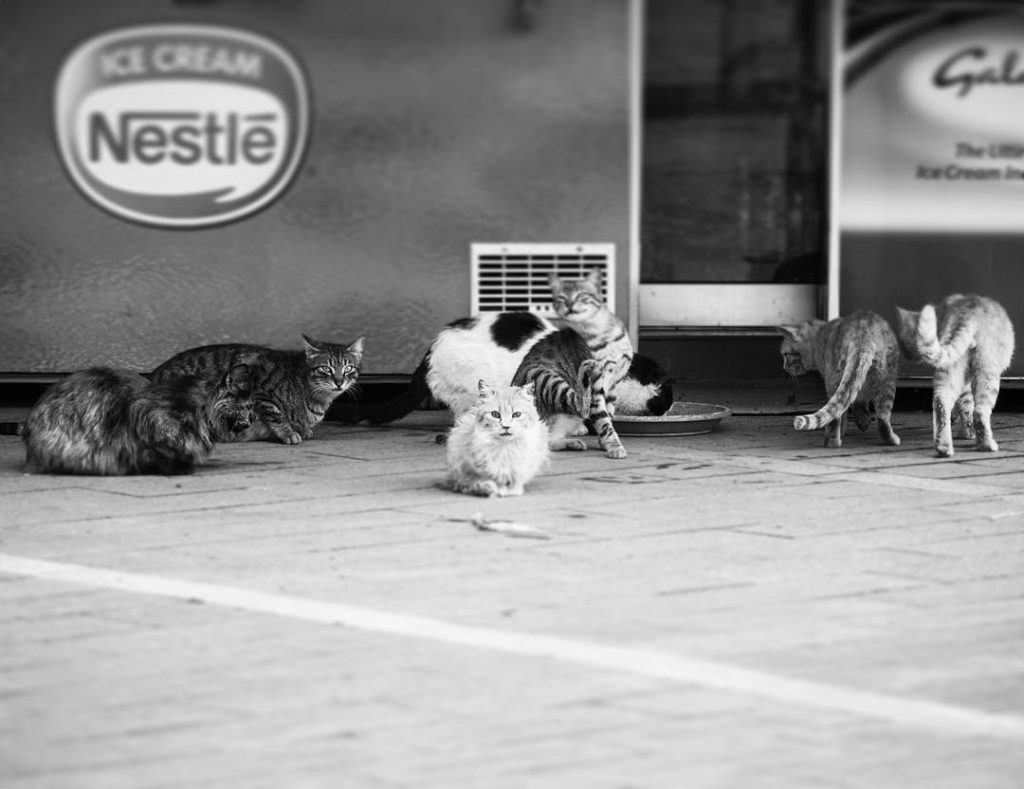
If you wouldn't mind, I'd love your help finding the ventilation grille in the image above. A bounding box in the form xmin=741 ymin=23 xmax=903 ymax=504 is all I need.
xmin=470 ymin=243 xmax=615 ymax=315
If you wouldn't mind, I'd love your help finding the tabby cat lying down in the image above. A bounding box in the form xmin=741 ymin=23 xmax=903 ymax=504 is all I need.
xmin=151 ymin=335 xmax=364 ymax=444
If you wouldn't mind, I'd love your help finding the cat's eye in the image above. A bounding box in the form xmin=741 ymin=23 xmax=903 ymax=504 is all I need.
xmin=317 ymin=365 xmax=333 ymax=374
xmin=512 ymin=411 xmax=522 ymax=418
xmin=491 ymin=411 xmax=501 ymax=418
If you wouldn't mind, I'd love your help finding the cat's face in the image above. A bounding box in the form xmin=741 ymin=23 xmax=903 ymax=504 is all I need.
xmin=894 ymin=307 xmax=922 ymax=362
xmin=778 ymin=321 xmax=823 ymax=376
xmin=211 ymin=363 xmax=259 ymax=435
xmin=474 ymin=380 xmax=539 ymax=439
xmin=550 ymin=270 xmax=603 ymax=323
xmin=303 ymin=335 xmax=365 ymax=395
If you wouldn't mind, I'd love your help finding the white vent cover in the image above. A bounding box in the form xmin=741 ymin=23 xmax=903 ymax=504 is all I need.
xmin=470 ymin=243 xmax=615 ymax=315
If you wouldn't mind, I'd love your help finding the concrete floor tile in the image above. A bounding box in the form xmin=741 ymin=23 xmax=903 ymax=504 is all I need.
xmin=2 ymin=411 xmax=1024 ymax=787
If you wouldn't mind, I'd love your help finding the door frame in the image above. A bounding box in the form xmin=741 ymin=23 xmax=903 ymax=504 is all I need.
xmin=630 ymin=0 xmax=836 ymax=334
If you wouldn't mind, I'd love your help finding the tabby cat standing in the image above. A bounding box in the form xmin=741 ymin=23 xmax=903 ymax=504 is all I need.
xmin=781 ymin=294 xmax=1014 ymax=458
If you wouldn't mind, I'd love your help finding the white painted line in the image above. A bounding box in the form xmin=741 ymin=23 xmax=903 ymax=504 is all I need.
xmin=3 ymin=552 xmax=1023 ymax=742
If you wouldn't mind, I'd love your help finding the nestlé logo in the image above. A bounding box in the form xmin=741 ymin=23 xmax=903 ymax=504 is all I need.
xmin=55 ymin=24 xmax=310 ymax=227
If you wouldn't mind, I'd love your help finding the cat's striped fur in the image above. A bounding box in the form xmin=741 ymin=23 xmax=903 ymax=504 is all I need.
xmin=550 ymin=269 xmax=634 ymax=420
xmin=780 ymin=310 xmax=900 ymax=448
xmin=512 ymin=327 xmax=626 ymax=458
xmin=23 ymin=365 xmax=256 ymax=475
xmin=896 ymin=294 xmax=1014 ymax=457
xmin=151 ymin=335 xmax=364 ymax=444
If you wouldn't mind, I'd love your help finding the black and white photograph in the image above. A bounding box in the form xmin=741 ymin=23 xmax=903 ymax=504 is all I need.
xmin=1 ymin=1 xmax=1022 ymax=787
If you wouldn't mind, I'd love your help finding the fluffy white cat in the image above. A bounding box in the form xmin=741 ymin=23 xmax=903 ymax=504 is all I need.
xmin=445 ymin=380 xmax=550 ymax=497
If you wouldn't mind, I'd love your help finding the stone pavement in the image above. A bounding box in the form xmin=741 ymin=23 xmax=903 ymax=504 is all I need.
xmin=1 ymin=406 xmax=1024 ymax=789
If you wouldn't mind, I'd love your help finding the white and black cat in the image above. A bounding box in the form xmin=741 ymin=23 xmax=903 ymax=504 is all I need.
xmin=356 ymin=273 xmax=673 ymax=424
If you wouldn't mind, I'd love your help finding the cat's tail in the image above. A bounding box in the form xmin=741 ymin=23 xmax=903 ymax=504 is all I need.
xmin=793 ymin=351 xmax=873 ymax=431
xmin=0 ymin=421 xmax=24 ymax=436
xmin=914 ymin=303 xmax=972 ymax=369
xmin=357 ymin=354 xmax=433 ymax=424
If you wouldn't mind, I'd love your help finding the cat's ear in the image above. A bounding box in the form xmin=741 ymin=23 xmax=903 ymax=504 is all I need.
xmin=894 ymin=306 xmax=917 ymax=330
xmin=585 ymin=268 xmax=603 ymax=289
xmin=224 ymin=364 xmax=251 ymax=392
xmin=346 ymin=336 xmax=365 ymax=361
xmin=548 ymin=273 xmax=564 ymax=295
xmin=302 ymin=334 xmax=325 ymax=354
xmin=520 ymin=382 xmax=535 ymax=400
xmin=477 ymin=379 xmax=495 ymax=398
xmin=778 ymin=325 xmax=802 ymax=341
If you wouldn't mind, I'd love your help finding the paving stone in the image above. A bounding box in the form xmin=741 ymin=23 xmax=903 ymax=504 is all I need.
xmin=1 ymin=411 xmax=1023 ymax=787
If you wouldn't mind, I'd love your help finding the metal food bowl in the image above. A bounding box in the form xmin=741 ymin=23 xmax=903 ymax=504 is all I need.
xmin=614 ymin=401 xmax=731 ymax=436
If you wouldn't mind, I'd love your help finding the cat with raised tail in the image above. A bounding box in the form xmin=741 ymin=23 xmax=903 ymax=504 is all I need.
xmin=445 ymin=380 xmax=550 ymax=497
xmin=355 ymin=270 xmax=673 ymax=425
xmin=22 ymin=365 xmax=256 ymax=475
xmin=896 ymin=294 xmax=1014 ymax=457
xmin=779 ymin=310 xmax=901 ymax=448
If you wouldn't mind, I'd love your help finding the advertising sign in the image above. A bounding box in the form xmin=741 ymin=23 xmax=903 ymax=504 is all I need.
xmin=54 ymin=24 xmax=310 ymax=228
xmin=838 ymin=3 xmax=1024 ymax=376
xmin=843 ymin=9 xmax=1024 ymax=232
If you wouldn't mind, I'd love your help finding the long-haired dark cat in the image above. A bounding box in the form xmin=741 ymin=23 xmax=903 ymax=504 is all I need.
xmin=356 ymin=271 xmax=672 ymax=424
xmin=151 ymin=334 xmax=364 ymax=444
xmin=23 ymin=365 xmax=255 ymax=475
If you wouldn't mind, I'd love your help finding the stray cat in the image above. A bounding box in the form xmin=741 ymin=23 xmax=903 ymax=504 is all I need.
xmin=512 ymin=327 xmax=627 ymax=458
xmin=23 ymin=365 xmax=255 ymax=475
xmin=357 ymin=269 xmax=670 ymax=423
xmin=896 ymin=294 xmax=1014 ymax=457
xmin=445 ymin=380 xmax=549 ymax=497
xmin=151 ymin=334 xmax=364 ymax=444
xmin=779 ymin=310 xmax=901 ymax=448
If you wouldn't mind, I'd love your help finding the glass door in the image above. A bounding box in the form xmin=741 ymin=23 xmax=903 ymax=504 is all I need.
xmin=639 ymin=0 xmax=830 ymax=328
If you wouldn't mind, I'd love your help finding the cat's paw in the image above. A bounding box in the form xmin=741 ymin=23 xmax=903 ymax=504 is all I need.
xmin=279 ymin=432 xmax=303 ymax=445
xmin=935 ymin=442 xmax=953 ymax=458
xmin=473 ymin=480 xmax=500 ymax=497
xmin=604 ymin=446 xmax=628 ymax=459
xmin=976 ymin=437 xmax=998 ymax=452
xmin=825 ymin=437 xmax=842 ymax=448
xmin=879 ymin=422 xmax=900 ymax=446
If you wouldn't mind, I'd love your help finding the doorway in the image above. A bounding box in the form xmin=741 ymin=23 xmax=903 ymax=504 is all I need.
xmin=639 ymin=0 xmax=831 ymax=329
